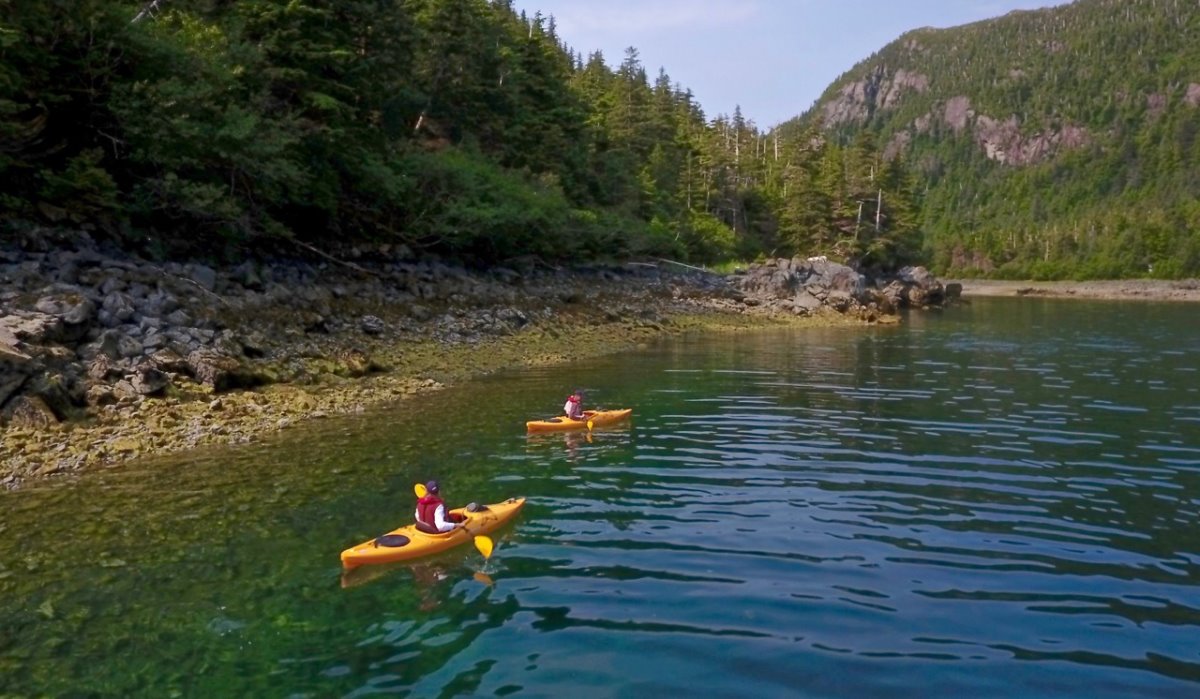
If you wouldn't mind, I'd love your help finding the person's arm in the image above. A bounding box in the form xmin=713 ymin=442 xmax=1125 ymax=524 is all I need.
xmin=433 ymin=503 xmax=457 ymax=532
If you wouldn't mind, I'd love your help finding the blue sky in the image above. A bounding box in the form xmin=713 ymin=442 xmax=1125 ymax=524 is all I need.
xmin=512 ymin=0 xmax=1073 ymax=127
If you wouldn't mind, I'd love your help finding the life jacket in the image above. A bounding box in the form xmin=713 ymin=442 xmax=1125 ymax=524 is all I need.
xmin=565 ymin=394 xmax=582 ymax=417
xmin=416 ymin=494 xmax=444 ymax=525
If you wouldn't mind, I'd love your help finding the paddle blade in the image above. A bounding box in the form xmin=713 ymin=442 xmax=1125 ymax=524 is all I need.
xmin=414 ymin=483 xmax=427 ymax=498
xmin=587 ymin=420 xmax=594 ymax=431
xmin=474 ymin=535 xmax=494 ymax=560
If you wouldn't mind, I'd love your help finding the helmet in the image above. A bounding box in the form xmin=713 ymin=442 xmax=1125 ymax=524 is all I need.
xmin=425 ymin=480 xmax=440 ymax=494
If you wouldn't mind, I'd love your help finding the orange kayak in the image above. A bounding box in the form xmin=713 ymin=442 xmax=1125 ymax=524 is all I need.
xmin=340 ymin=497 xmax=525 ymax=570
xmin=526 ymin=408 xmax=633 ymax=432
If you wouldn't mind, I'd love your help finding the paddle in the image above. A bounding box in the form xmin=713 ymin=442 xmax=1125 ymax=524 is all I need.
xmin=474 ymin=535 xmax=494 ymax=560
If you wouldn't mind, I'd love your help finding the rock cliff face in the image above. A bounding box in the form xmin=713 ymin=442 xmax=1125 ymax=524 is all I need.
xmin=821 ymin=66 xmax=931 ymax=127
xmin=822 ymin=63 xmax=1092 ymax=167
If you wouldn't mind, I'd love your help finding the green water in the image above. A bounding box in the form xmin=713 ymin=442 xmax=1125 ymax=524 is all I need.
xmin=2 ymin=298 xmax=1199 ymax=697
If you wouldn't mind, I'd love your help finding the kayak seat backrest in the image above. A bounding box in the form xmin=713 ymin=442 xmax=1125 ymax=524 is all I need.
xmin=374 ymin=534 xmax=411 ymax=548
xmin=414 ymin=521 xmax=441 ymax=535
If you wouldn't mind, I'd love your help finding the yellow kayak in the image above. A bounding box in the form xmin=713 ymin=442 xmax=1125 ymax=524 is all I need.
xmin=340 ymin=497 xmax=525 ymax=570
xmin=526 ymin=408 xmax=633 ymax=432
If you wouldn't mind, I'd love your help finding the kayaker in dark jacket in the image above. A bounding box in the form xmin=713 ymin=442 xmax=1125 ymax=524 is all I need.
xmin=415 ymin=480 xmax=461 ymax=533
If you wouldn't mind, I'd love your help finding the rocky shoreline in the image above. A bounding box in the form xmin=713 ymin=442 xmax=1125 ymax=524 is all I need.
xmin=1 ymin=234 xmax=951 ymax=490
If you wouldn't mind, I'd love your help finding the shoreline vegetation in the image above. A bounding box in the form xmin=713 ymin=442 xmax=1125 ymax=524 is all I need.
xmin=951 ymin=279 xmax=1200 ymax=302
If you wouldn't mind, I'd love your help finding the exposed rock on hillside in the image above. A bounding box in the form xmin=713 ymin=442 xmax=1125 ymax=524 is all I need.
xmin=822 ymin=65 xmax=930 ymax=126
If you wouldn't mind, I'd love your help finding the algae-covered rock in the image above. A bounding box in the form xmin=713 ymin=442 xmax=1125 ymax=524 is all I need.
xmin=108 ymin=437 xmax=141 ymax=454
xmin=28 ymin=372 xmax=79 ymax=418
xmin=187 ymin=349 xmax=258 ymax=392
xmin=86 ymin=384 xmax=117 ymax=407
xmin=130 ymin=367 xmax=170 ymax=396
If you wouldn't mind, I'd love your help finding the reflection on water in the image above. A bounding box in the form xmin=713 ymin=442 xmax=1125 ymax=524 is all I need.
xmin=524 ymin=422 xmax=632 ymax=462
xmin=2 ymin=298 xmax=1199 ymax=697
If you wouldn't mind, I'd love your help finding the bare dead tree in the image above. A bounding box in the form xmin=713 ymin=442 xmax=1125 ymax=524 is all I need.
xmin=131 ymin=0 xmax=168 ymax=24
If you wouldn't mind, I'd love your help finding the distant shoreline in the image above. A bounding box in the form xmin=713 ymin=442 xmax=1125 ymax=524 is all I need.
xmin=948 ymin=279 xmax=1200 ymax=302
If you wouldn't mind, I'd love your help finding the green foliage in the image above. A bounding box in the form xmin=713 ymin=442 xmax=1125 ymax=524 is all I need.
xmin=0 ymin=0 xmax=922 ymax=268
xmin=678 ymin=211 xmax=738 ymax=263
xmin=396 ymin=148 xmax=572 ymax=260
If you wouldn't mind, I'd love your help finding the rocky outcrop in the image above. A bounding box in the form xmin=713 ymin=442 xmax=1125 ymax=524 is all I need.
xmin=975 ymin=114 xmax=1090 ymax=166
xmin=822 ymin=66 xmax=930 ymax=127
xmin=729 ymin=258 xmax=948 ymax=319
xmin=897 ymin=95 xmax=1093 ymax=166
xmin=876 ymin=266 xmax=951 ymax=309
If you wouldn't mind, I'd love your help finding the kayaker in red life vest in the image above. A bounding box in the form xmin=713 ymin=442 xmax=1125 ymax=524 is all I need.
xmin=415 ymin=480 xmax=463 ymax=533
xmin=563 ymin=390 xmax=585 ymax=420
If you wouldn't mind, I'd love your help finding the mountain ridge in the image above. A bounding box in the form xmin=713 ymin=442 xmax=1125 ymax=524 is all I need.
xmin=786 ymin=0 xmax=1200 ymax=279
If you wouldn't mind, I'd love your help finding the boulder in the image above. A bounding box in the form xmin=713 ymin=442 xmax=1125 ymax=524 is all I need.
xmin=893 ymin=266 xmax=946 ymax=307
xmin=146 ymin=348 xmax=191 ymax=375
xmin=130 ymin=367 xmax=170 ymax=396
xmin=88 ymin=355 xmax=121 ymax=382
xmin=792 ymin=290 xmax=823 ymax=313
xmin=232 ymin=261 xmax=264 ymax=291
xmin=28 ymin=372 xmax=78 ymax=418
xmin=360 ymin=315 xmax=386 ymax=336
xmin=141 ymin=331 xmax=168 ymax=352
xmin=165 ymin=309 xmax=192 ymax=327
xmin=0 ymin=312 xmax=64 ymax=344
xmin=239 ymin=331 xmax=269 ymax=359
xmin=34 ymin=293 xmax=95 ymax=342
xmin=187 ymin=349 xmax=258 ymax=392
xmin=99 ymin=276 xmax=127 ymax=296
xmin=100 ymin=291 xmax=136 ymax=327
xmin=142 ymin=290 xmax=180 ymax=317
xmin=732 ymin=258 xmax=870 ymax=313
xmin=85 ymin=384 xmax=117 ymax=407
xmin=4 ymin=395 xmax=58 ymax=429
xmin=98 ymin=329 xmax=144 ymax=360
xmin=187 ymin=264 xmax=218 ymax=292
xmin=0 ymin=349 xmax=30 ymax=406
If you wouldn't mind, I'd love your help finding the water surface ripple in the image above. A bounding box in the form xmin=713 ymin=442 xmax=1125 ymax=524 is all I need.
xmin=2 ymin=298 xmax=1198 ymax=697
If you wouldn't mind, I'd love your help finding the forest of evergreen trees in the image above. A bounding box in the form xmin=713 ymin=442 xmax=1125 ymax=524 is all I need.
xmin=0 ymin=0 xmax=922 ymax=270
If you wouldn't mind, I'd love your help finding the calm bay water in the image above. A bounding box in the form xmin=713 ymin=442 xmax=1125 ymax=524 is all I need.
xmin=2 ymin=298 xmax=1199 ymax=697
